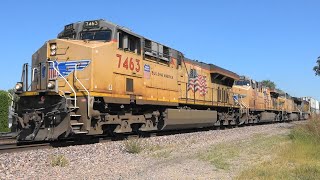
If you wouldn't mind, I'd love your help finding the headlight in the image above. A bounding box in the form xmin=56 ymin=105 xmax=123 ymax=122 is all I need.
xmin=50 ymin=43 xmax=57 ymax=50
xmin=50 ymin=50 xmax=56 ymax=56
xmin=47 ymin=81 xmax=55 ymax=89
xmin=50 ymin=43 xmax=57 ymax=56
xmin=15 ymin=82 xmax=23 ymax=91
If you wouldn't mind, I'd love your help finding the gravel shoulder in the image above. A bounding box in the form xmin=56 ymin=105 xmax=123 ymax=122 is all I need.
xmin=0 ymin=121 xmax=304 ymax=180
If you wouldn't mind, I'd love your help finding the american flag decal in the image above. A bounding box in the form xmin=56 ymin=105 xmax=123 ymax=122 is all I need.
xmin=48 ymin=61 xmax=59 ymax=79
xmin=187 ymin=69 xmax=208 ymax=96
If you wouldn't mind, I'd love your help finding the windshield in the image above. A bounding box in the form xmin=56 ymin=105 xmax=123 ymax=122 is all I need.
xmin=80 ymin=30 xmax=112 ymax=41
xmin=234 ymin=80 xmax=250 ymax=86
xmin=58 ymin=32 xmax=76 ymax=39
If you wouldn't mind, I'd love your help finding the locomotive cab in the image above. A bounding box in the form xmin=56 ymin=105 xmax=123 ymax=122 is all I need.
xmin=13 ymin=20 xmax=120 ymax=141
xmin=13 ymin=19 xmax=185 ymax=141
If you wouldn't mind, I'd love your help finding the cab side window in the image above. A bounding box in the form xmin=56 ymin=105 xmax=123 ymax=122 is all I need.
xmin=144 ymin=39 xmax=170 ymax=63
xmin=118 ymin=30 xmax=141 ymax=55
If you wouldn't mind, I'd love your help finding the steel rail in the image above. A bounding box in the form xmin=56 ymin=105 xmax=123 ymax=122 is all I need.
xmin=0 ymin=121 xmax=307 ymax=154
xmin=0 ymin=142 xmax=51 ymax=154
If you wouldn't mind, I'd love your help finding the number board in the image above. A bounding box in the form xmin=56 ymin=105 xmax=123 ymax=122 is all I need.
xmin=64 ymin=24 xmax=73 ymax=31
xmin=83 ymin=20 xmax=99 ymax=29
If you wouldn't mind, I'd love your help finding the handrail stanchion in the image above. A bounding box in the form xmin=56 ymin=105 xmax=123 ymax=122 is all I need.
xmin=74 ymin=64 xmax=90 ymax=118
xmin=47 ymin=61 xmax=77 ymax=109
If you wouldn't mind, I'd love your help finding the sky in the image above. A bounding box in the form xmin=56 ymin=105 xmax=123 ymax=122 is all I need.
xmin=0 ymin=0 xmax=319 ymax=100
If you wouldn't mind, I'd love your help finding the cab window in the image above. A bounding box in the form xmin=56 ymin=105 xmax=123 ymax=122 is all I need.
xmin=235 ymin=80 xmax=250 ymax=86
xmin=80 ymin=30 xmax=112 ymax=41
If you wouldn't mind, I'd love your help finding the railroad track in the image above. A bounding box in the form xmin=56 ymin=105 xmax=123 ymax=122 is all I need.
xmin=0 ymin=127 xmax=263 ymax=154
xmin=0 ymin=134 xmax=143 ymax=154
xmin=0 ymin=132 xmax=17 ymax=140
xmin=0 ymin=136 xmax=15 ymax=141
xmin=0 ymin=121 xmax=305 ymax=154
xmin=0 ymin=142 xmax=51 ymax=154
xmin=0 ymin=136 xmax=115 ymax=154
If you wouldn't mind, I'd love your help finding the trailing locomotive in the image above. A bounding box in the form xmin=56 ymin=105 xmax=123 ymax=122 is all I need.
xmin=12 ymin=19 xmax=309 ymax=142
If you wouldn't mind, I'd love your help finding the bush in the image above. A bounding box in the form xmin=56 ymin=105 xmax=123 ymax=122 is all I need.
xmin=0 ymin=90 xmax=10 ymax=132
xmin=50 ymin=154 xmax=69 ymax=167
xmin=290 ymin=115 xmax=320 ymax=144
xmin=238 ymin=117 xmax=320 ymax=179
xmin=124 ymin=139 xmax=143 ymax=154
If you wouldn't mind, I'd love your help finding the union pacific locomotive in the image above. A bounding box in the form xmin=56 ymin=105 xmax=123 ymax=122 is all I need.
xmin=12 ymin=19 xmax=310 ymax=142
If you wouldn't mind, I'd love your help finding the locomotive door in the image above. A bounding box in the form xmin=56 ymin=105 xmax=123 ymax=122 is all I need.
xmin=31 ymin=63 xmax=40 ymax=91
xmin=113 ymin=73 xmax=142 ymax=97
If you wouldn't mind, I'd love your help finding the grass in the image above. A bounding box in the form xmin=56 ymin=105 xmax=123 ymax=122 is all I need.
xmin=124 ymin=139 xmax=143 ymax=154
xmin=152 ymin=149 xmax=172 ymax=159
xmin=199 ymin=143 xmax=240 ymax=170
xmin=50 ymin=154 xmax=69 ymax=167
xmin=198 ymin=134 xmax=287 ymax=170
xmin=123 ymin=139 xmax=172 ymax=158
xmin=237 ymin=117 xmax=320 ymax=180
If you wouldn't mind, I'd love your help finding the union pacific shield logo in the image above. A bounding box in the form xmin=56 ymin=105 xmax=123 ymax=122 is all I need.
xmin=49 ymin=60 xmax=91 ymax=79
xmin=144 ymin=64 xmax=150 ymax=79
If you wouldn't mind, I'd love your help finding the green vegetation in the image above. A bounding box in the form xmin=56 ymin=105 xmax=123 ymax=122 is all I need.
xmin=199 ymin=134 xmax=287 ymax=171
xmin=0 ymin=90 xmax=11 ymax=132
xmin=238 ymin=118 xmax=320 ymax=180
xmin=124 ymin=139 xmax=143 ymax=154
xmin=199 ymin=143 xmax=240 ymax=170
xmin=50 ymin=154 xmax=69 ymax=167
xmin=261 ymin=80 xmax=276 ymax=90
xmin=152 ymin=149 xmax=172 ymax=159
xmin=313 ymin=56 xmax=320 ymax=76
xmin=123 ymin=139 xmax=171 ymax=157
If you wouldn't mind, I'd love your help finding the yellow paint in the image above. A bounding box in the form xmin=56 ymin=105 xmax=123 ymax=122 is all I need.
xmin=29 ymin=34 xmax=238 ymax=108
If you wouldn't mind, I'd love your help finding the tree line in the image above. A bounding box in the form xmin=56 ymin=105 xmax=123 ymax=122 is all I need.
xmin=0 ymin=90 xmax=11 ymax=132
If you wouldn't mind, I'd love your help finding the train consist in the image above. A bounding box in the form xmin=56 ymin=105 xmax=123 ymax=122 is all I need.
xmin=11 ymin=19 xmax=310 ymax=142
xmin=302 ymin=97 xmax=320 ymax=114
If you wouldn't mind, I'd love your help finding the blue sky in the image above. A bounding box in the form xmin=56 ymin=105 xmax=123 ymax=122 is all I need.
xmin=0 ymin=0 xmax=319 ymax=100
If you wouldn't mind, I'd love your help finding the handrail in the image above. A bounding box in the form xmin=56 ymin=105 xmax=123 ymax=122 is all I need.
xmin=74 ymin=64 xmax=90 ymax=118
xmin=234 ymin=95 xmax=248 ymax=109
xmin=47 ymin=61 xmax=77 ymax=108
xmin=7 ymin=90 xmax=15 ymax=127
xmin=239 ymin=98 xmax=249 ymax=109
xmin=7 ymin=92 xmax=13 ymax=100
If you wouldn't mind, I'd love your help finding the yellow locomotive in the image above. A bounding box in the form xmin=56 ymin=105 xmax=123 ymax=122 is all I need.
xmin=13 ymin=19 xmax=309 ymax=141
xmin=233 ymin=76 xmax=309 ymax=124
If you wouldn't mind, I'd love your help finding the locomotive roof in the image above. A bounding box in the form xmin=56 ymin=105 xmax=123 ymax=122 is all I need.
xmin=59 ymin=19 xmax=240 ymax=81
xmin=184 ymin=58 xmax=239 ymax=80
xmin=58 ymin=19 xmax=181 ymax=52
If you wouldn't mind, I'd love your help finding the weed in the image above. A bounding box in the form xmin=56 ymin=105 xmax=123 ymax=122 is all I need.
xmin=124 ymin=139 xmax=143 ymax=154
xmin=152 ymin=150 xmax=172 ymax=159
xmin=50 ymin=154 xmax=69 ymax=167
xmin=147 ymin=144 xmax=162 ymax=152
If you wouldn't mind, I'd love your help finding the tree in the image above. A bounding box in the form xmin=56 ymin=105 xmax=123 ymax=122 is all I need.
xmin=313 ymin=56 xmax=320 ymax=76
xmin=261 ymin=80 xmax=276 ymax=90
xmin=0 ymin=90 xmax=11 ymax=132
xmin=276 ymin=88 xmax=285 ymax=94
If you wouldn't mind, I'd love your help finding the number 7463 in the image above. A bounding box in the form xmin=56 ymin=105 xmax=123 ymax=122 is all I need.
xmin=116 ymin=54 xmax=140 ymax=72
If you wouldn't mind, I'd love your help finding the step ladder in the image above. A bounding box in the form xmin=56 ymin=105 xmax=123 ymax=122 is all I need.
xmin=65 ymin=92 xmax=88 ymax=134
xmin=233 ymin=95 xmax=249 ymax=124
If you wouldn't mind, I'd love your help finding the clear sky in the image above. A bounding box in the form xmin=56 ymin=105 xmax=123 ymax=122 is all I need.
xmin=0 ymin=0 xmax=319 ymax=100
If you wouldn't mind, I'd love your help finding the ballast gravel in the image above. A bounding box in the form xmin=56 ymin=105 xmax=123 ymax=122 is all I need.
xmin=0 ymin=122 xmax=302 ymax=180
